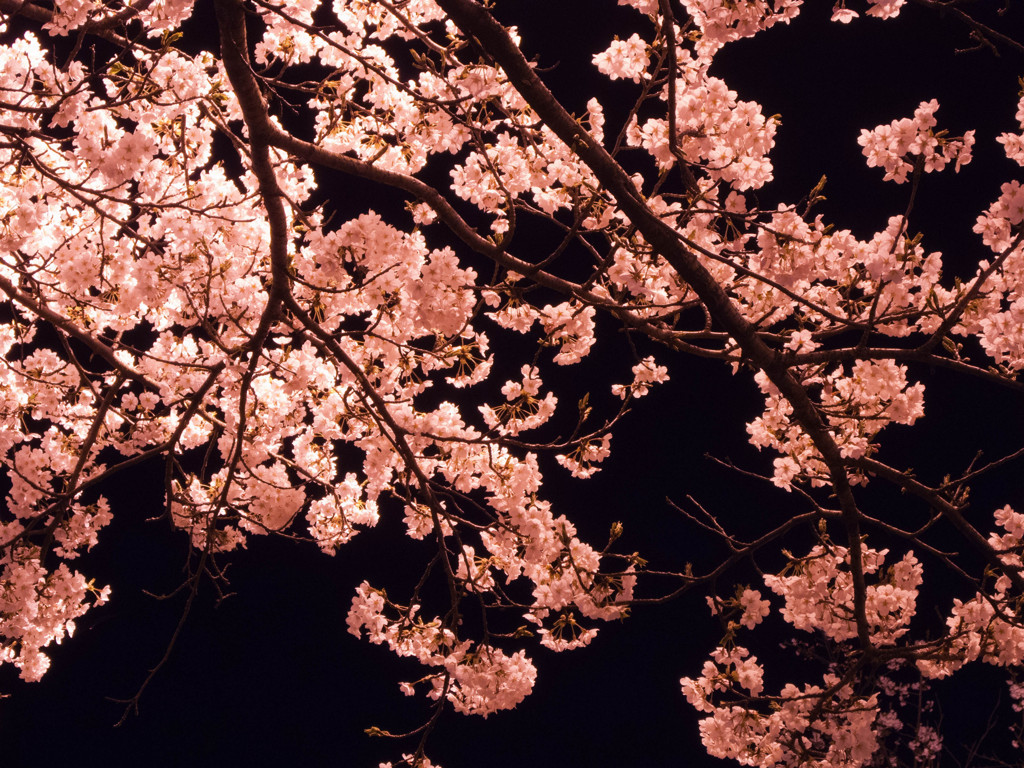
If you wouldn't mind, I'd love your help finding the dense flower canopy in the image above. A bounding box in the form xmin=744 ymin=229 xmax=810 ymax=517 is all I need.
xmin=1 ymin=0 xmax=1023 ymax=765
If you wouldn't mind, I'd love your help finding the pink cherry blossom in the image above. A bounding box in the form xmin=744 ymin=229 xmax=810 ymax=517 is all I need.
xmin=2 ymin=1 xmax=1024 ymax=765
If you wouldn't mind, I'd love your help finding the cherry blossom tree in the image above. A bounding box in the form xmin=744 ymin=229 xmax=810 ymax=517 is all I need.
xmin=1 ymin=0 xmax=1023 ymax=765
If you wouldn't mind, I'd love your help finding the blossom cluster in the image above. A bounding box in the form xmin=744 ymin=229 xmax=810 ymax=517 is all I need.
xmin=916 ymin=506 xmax=1024 ymax=678
xmin=996 ymin=93 xmax=1024 ymax=166
xmin=748 ymin=358 xmax=926 ymax=489
xmin=681 ymin=644 xmax=881 ymax=767
xmin=858 ymin=100 xmax=975 ymax=184
xmin=347 ymin=582 xmax=538 ymax=717
xmin=682 ymin=542 xmax=919 ymax=765
xmin=764 ymin=543 xmax=923 ymax=645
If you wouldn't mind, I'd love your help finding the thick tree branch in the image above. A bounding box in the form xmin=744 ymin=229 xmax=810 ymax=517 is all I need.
xmin=434 ymin=0 xmax=874 ymax=647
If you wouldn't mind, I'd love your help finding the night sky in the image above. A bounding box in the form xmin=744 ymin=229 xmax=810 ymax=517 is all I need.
xmin=3 ymin=2 xmax=1024 ymax=767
